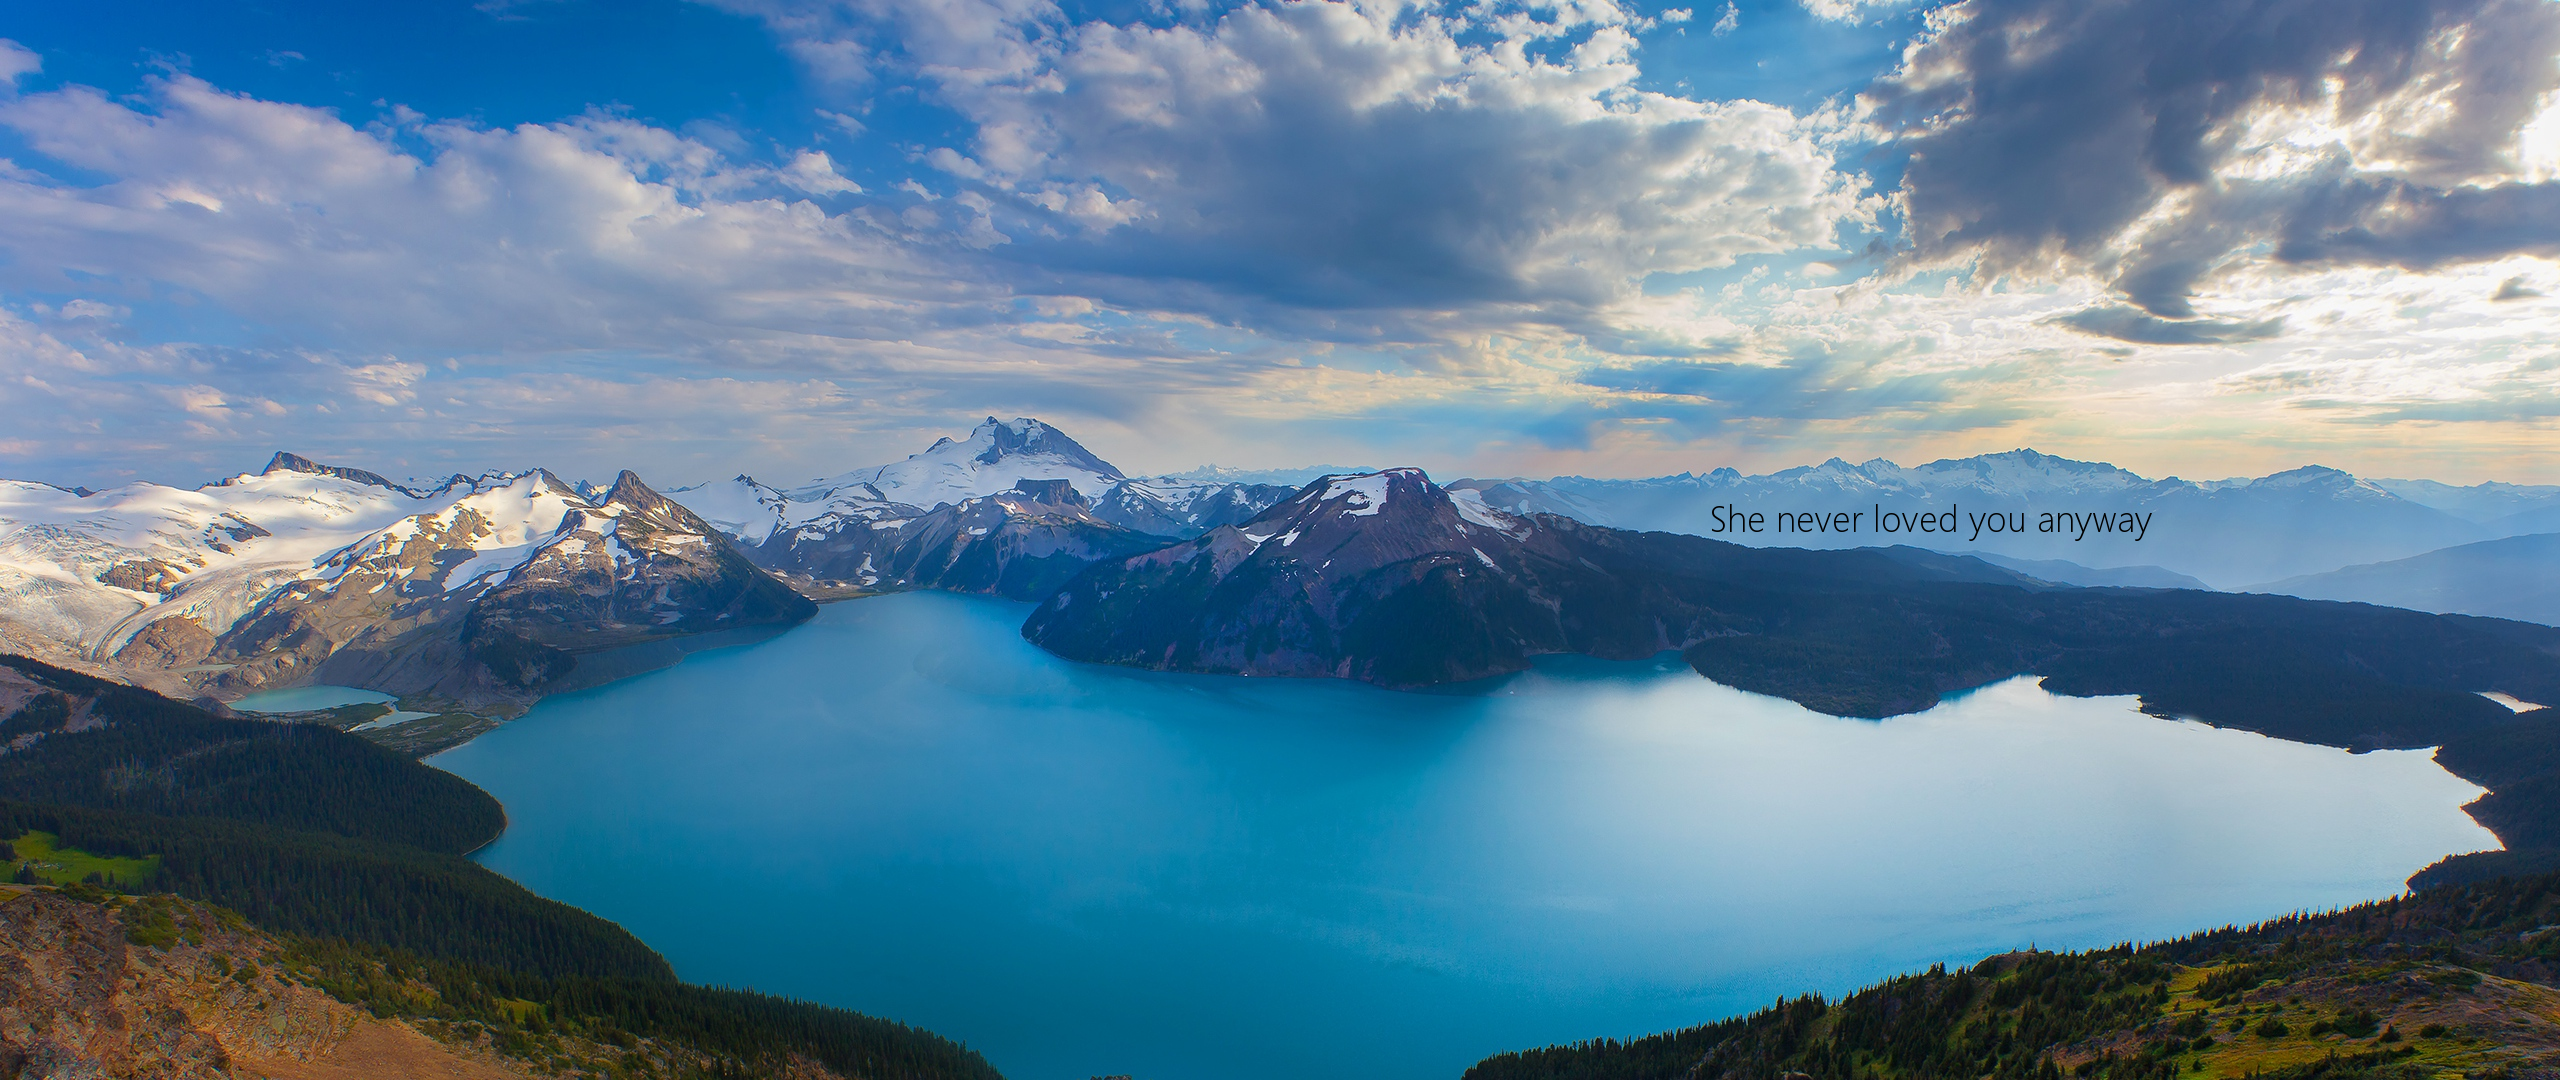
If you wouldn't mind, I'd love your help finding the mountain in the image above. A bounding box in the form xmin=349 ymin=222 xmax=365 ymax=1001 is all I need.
xmin=1025 ymin=466 xmax=2560 ymax=874
xmin=2370 ymin=476 xmax=2560 ymax=522
xmin=752 ymin=478 xmax=1175 ymax=599
xmin=2251 ymin=533 xmax=2560 ymax=626
xmin=669 ymin=417 xmax=1296 ymax=599
xmin=1967 ymin=553 xmax=2212 ymax=590
xmin=1025 ymin=468 xmax=2560 ymax=740
xmin=0 ymin=454 xmax=813 ymax=724
xmin=1453 ymin=451 xmax=2501 ymax=589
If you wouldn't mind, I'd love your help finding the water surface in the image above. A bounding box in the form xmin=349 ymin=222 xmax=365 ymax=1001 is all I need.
xmin=432 ymin=593 xmax=2496 ymax=1080
xmin=232 ymin=684 xmax=397 ymax=712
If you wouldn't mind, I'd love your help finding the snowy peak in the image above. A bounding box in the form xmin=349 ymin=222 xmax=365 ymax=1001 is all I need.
xmin=1203 ymin=467 xmax=1531 ymax=580
xmin=968 ymin=417 xmax=1120 ymax=476
xmin=788 ymin=416 xmax=1126 ymax=512
xmin=1251 ymin=468 xmax=1527 ymax=535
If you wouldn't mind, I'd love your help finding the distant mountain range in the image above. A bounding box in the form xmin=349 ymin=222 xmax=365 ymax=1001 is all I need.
xmin=4 ymin=416 xmax=2555 ymax=736
xmin=1020 ymin=462 xmax=2560 ymax=876
xmin=0 ymin=457 xmax=810 ymax=718
xmin=670 ymin=418 xmax=1296 ymax=598
xmin=2251 ymin=533 xmax=2560 ymax=627
xmin=1454 ymin=451 xmax=2560 ymax=591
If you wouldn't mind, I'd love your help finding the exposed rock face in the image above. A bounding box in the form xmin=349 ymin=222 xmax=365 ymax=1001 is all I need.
xmin=464 ymin=472 xmax=817 ymax=685
xmin=0 ymin=888 xmax=485 ymax=1080
xmin=112 ymin=619 xmax=215 ymax=670
xmin=752 ymin=478 xmax=1174 ymax=600
xmin=0 ymin=889 xmax=855 ymax=1080
xmin=206 ymin=471 xmax=813 ymax=711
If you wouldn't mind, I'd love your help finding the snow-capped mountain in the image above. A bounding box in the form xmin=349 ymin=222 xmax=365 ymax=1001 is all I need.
xmin=668 ymin=417 xmax=1296 ymax=597
xmin=1025 ymin=468 xmax=2026 ymax=688
xmin=1024 ymin=467 xmax=2560 ymax=746
xmin=1451 ymin=450 xmax=2506 ymax=589
xmin=0 ymin=453 xmax=810 ymax=712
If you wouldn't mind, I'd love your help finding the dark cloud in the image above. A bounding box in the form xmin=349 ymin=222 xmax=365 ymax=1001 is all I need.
xmin=2279 ymin=178 xmax=2560 ymax=268
xmin=2495 ymin=275 xmax=2546 ymax=301
xmin=1866 ymin=0 xmax=2560 ymax=316
xmin=2050 ymin=305 xmax=2284 ymax=345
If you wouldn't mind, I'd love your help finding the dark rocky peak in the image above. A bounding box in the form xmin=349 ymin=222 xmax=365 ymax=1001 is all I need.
xmin=254 ymin=451 xmax=409 ymax=493
xmin=1218 ymin=467 xmax=1532 ymax=579
xmin=1257 ymin=467 xmax=1437 ymax=523
xmin=603 ymin=469 xmax=663 ymax=510
xmin=1000 ymin=477 xmax=1087 ymax=508
xmin=599 ymin=469 xmax=732 ymax=539
xmin=969 ymin=416 xmax=1124 ymax=479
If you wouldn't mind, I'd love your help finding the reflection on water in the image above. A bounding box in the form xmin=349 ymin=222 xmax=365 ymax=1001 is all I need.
xmin=231 ymin=684 xmax=398 ymax=712
xmin=432 ymin=592 xmax=2496 ymax=1080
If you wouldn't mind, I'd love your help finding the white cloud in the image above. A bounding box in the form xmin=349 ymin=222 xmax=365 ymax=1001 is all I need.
xmin=0 ymin=40 xmax=37 ymax=92
xmin=0 ymin=18 xmax=2554 ymax=488
xmin=1797 ymin=0 xmax=1916 ymax=23
xmin=722 ymin=0 xmax=1873 ymax=325
xmin=0 ymin=77 xmax=976 ymax=353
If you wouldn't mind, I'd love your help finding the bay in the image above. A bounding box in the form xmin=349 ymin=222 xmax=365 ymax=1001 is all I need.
xmin=430 ymin=592 xmax=2498 ymax=1080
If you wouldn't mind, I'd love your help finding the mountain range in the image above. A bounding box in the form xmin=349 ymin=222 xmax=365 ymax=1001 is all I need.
xmin=1453 ymin=451 xmax=2560 ymax=590
xmin=4 ymin=416 xmax=2556 ymax=741
xmin=2250 ymin=533 xmax=2560 ymax=627
xmin=0 ymin=456 xmax=812 ymax=719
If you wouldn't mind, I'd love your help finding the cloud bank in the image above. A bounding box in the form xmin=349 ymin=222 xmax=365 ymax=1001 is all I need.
xmin=0 ymin=0 xmax=2555 ymax=487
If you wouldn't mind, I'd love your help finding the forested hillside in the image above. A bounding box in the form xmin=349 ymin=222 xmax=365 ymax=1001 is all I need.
xmin=0 ymin=654 xmax=1003 ymax=1080
xmin=1468 ymin=872 xmax=2560 ymax=1080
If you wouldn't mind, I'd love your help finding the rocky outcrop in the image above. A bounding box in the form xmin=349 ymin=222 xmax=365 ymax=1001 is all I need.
xmin=752 ymin=478 xmax=1173 ymax=600
xmin=0 ymin=887 xmax=859 ymax=1080
xmin=203 ymin=470 xmax=813 ymax=713
xmin=0 ymin=888 xmax=490 ymax=1079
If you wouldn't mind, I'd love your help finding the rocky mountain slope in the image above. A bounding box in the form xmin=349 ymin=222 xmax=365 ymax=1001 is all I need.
xmin=0 ymin=886 xmax=543 ymax=1080
xmin=1453 ymin=450 xmax=2560 ymax=588
xmin=2251 ymin=532 xmax=2560 ymax=627
xmin=0 ymin=454 xmax=812 ymax=720
xmin=669 ymin=417 xmax=1292 ymax=599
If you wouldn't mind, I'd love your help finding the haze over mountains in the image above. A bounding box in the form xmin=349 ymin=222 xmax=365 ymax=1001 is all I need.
xmin=1456 ymin=451 xmax=2560 ymax=591
xmin=2 ymin=415 xmax=2554 ymax=730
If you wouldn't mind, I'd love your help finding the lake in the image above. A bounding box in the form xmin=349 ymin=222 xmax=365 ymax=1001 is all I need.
xmin=429 ymin=592 xmax=2498 ymax=1080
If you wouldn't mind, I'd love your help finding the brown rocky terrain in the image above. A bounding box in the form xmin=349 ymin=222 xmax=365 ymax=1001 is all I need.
xmin=0 ymin=886 xmax=850 ymax=1080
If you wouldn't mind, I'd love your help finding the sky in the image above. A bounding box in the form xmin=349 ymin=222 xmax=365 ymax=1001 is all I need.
xmin=2 ymin=0 xmax=2558 ymax=489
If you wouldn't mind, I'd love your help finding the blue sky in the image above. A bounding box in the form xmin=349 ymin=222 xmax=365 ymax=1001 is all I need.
xmin=1 ymin=0 xmax=2556 ymax=489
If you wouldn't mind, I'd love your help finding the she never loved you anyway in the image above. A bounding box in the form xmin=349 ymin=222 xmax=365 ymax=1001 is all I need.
xmin=1707 ymin=505 xmax=2154 ymax=543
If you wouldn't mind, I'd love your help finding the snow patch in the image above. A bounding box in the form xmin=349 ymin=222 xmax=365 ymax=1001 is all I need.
xmin=1320 ymin=474 xmax=1393 ymax=517
xmin=1449 ymin=488 xmax=1523 ymax=533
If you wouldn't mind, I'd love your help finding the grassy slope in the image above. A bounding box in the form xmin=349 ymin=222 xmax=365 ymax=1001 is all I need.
xmin=5 ymin=830 xmax=156 ymax=888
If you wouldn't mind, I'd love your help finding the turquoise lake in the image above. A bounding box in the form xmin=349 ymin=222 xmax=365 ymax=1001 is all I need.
xmin=429 ymin=592 xmax=2499 ymax=1080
